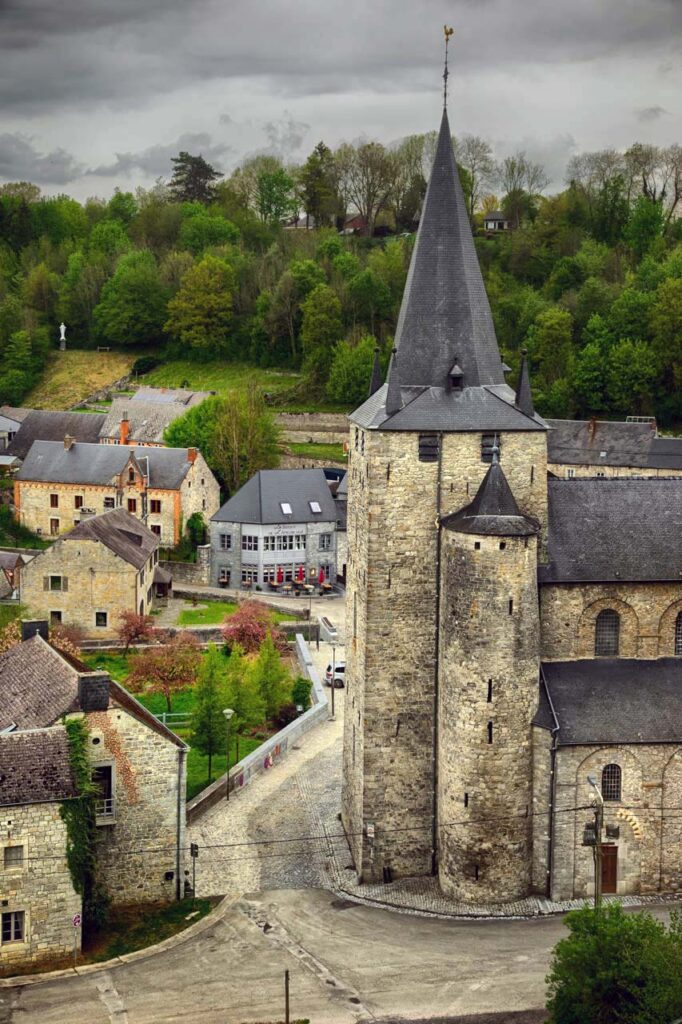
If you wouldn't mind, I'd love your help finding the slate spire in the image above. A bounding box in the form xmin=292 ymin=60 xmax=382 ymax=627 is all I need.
xmin=390 ymin=107 xmax=505 ymax=392
xmin=515 ymin=349 xmax=535 ymax=418
xmin=385 ymin=347 xmax=402 ymax=416
xmin=369 ymin=346 xmax=383 ymax=397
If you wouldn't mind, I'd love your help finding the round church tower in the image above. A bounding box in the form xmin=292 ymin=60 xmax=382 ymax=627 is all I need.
xmin=437 ymin=448 xmax=540 ymax=902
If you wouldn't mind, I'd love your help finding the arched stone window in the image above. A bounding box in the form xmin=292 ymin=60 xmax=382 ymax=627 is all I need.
xmin=602 ymin=763 xmax=622 ymax=802
xmin=595 ymin=609 xmax=620 ymax=656
xmin=675 ymin=612 xmax=682 ymax=656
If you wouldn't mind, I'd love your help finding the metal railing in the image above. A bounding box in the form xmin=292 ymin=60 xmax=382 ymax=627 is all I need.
xmin=154 ymin=712 xmax=191 ymax=729
xmin=95 ymin=797 xmax=115 ymax=820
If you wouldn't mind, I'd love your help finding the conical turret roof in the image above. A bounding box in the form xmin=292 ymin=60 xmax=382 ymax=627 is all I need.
xmin=387 ymin=108 xmax=505 ymax=392
xmin=441 ymin=449 xmax=540 ymax=537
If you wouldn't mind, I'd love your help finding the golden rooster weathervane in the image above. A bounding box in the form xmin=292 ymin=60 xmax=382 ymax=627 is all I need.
xmin=443 ymin=25 xmax=454 ymax=107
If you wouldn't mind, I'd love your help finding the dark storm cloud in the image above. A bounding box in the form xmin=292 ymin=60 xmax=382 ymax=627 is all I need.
xmin=1 ymin=0 xmax=680 ymax=114
xmin=0 ymin=133 xmax=83 ymax=184
xmin=637 ymin=105 xmax=670 ymax=122
xmin=88 ymin=133 xmax=234 ymax=178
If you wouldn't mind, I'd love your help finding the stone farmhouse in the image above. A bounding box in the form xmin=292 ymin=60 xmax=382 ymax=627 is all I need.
xmin=546 ymin=418 xmax=682 ymax=479
xmin=20 ymin=509 xmax=169 ymax=638
xmin=13 ymin=439 xmax=219 ymax=546
xmin=210 ymin=469 xmax=338 ymax=589
xmin=0 ymin=622 xmax=186 ymax=969
xmin=98 ymin=388 xmax=213 ymax=447
xmin=342 ymin=105 xmax=682 ymax=905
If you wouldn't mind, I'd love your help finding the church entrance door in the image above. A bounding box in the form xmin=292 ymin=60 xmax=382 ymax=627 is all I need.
xmin=601 ymin=845 xmax=617 ymax=894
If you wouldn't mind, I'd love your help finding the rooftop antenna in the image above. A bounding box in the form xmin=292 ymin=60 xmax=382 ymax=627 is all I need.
xmin=443 ymin=25 xmax=454 ymax=108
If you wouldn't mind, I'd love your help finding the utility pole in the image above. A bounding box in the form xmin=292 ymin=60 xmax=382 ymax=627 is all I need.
xmin=587 ymin=773 xmax=604 ymax=913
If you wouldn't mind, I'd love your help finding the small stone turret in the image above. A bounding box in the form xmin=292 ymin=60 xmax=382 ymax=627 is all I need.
xmin=437 ymin=450 xmax=540 ymax=901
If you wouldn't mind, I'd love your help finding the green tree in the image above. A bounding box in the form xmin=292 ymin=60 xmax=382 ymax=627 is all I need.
xmin=626 ymin=196 xmax=664 ymax=261
xmin=170 ymin=151 xmax=222 ymax=204
xmin=107 ymin=189 xmax=138 ymax=225
xmin=607 ymin=338 xmax=658 ymax=415
xmin=88 ymin=219 xmax=132 ymax=263
xmin=164 ymin=254 xmax=234 ymax=355
xmin=650 ymin=276 xmax=682 ymax=387
xmin=571 ymin=341 xmax=607 ymax=416
xmin=347 ymin=269 xmax=392 ymax=333
xmin=94 ymin=250 xmax=169 ymax=347
xmin=327 ymin=334 xmax=381 ymax=405
xmin=300 ymin=283 xmax=344 ymax=385
xmin=299 ymin=142 xmax=339 ymax=227
xmin=526 ymin=307 xmax=575 ymax=387
xmin=178 ymin=209 xmax=239 ymax=256
xmin=224 ymin=644 xmax=266 ymax=733
xmin=256 ymin=168 xmax=295 ymax=223
xmin=546 ymin=904 xmax=682 ymax=1024
xmin=248 ymin=632 xmax=290 ymax=720
xmin=190 ymin=645 xmax=228 ymax=782
xmin=607 ymin=287 xmax=654 ymax=343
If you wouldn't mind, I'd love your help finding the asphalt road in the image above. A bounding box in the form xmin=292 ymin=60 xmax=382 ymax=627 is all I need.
xmin=2 ymin=890 xmax=675 ymax=1024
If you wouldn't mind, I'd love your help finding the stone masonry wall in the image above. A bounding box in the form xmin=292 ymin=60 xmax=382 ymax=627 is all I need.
xmin=0 ymin=803 xmax=80 ymax=967
xmin=178 ymin=453 xmax=220 ymax=543
xmin=550 ymin=742 xmax=682 ymax=901
xmin=437 ymin=529 xmax=540 ymax=902
xmin=342 ymin=425 xmax=548 ymax=884
xmin=20 ymin=537 xmax=154 ymax=638
xmin=77 ymin=707 xmax=185 ymax=903
xmin=548 ymin=462 xmax=682 ymax=480
xmin=540 ymin=582 xmax=682 ymax=661
xmin=531 ymin=725 xmax=553 ymax=895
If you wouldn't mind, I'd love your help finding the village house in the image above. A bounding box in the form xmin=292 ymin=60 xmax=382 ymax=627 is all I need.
xmin=19 ymin=509 xmax=170 ymax=638
xmin=210 ymin=469 xmax=338 ymax=590
xmin=0 ymin=622 xmax=187 ymax=969
xmin=13 ymin=439 xmax=220 ymax=546
xmin=546 ymin=418 xmax=682 ymax=479
xmin=98 ymin=388 xmax=213 ymax=447
xmin=0 ymin=550 xmax=23 ymax=599
xmin=5 ymin=409 xmax=107 ymax=462
xmin=482 ymin=210 xmax=512 ymax=232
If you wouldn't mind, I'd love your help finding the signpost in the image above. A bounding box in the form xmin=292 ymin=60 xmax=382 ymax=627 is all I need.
xmin=190 ymin=842 xmax=199 ymax=899
xmin=72 ymin=912 xmax=81 ymax=966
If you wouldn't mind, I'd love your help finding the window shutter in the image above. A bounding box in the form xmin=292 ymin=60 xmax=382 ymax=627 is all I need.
xmin=43 ymin=576 xmax=49 ymax=591
xmin=62 ymin=577 xmax=69 ymax=592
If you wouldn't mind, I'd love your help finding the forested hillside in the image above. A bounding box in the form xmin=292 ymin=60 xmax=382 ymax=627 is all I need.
xmin=1 ymin=138 xmax=681 ymax=425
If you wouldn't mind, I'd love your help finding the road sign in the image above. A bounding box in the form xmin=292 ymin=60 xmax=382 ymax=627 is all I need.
xmin=72 ymin=913 xmax=81 ymax=928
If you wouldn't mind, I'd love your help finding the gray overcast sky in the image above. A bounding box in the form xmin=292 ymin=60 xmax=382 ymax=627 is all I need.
xmin=0 ymin=0 xmax=680 ymax=199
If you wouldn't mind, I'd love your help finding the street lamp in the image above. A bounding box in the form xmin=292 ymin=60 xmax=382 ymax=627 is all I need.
xmin=223 ymin=708 xmax=235 ymax=802
xmin=587 ymin=773 xmax=604 ymax=912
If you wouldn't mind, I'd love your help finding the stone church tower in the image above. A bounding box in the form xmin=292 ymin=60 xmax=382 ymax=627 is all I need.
xmin=342 ymin=106 xmax=548 ymax=898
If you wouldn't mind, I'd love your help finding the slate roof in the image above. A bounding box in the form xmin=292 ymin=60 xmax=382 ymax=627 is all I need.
xmin=17 ymin=440 xmax=194 ymax=489
xmin=0 ymin=414 xmax=20 ymax=433
xmin=0 ymin=633 xmax=80 ymax=732
xmin=546 ymin=419 xmax=654 ymax=468
xmin=100 ymin=398 xmax=200 ymax=444
xmin=0 ymin=406 xmax=31 ymax=423
xmin=442 ymin=457 xmax=540 ymax=537
xmin=64 ymin=509 xmax=159 ymax=569
xmin=132 ymin=387 xmax=213 ymax=406
xmin=7 ymin=410 xmax=107 ymax=460
xmin=212 ymin=469 xmax=337 ymax=525
xmin=0 ymin=551 xmax=22 ymax=571
xmin=536 ymin=659 xmax=682 ymax=745
xmin=540 ymin=478 xmax=682 ymax=583
xmin=648 ymin=436 xmax=682 ymax=471
xmin=0 ymin=727 xmax=79 ymax=807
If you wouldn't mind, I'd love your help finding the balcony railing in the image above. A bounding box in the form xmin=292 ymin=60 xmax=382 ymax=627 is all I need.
xmin=95 ymin=797 xmax=115 ymax=823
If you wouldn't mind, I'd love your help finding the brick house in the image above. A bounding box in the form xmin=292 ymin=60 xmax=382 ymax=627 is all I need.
xmin=19 ymin=509 xmax=168 ymax=638
xmin=13 ymin=439 xmax=220 ymax=546
xmin=0 ymin=623 xmax=187 ymax=969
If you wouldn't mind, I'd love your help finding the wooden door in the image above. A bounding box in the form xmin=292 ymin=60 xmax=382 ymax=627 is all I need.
xmin=601 ymin=845 xmax=617 ymax=894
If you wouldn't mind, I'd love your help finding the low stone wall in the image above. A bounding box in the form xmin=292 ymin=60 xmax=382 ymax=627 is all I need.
xmin=186 ymin=634 xmax=328 ymax=824
xmin=279 ymin=454 xmax=347 ymax=471
xmin=160 ymin=558 xmax=210 ymax=587
xmin=275 ymin=412 xmax=348 ymax=434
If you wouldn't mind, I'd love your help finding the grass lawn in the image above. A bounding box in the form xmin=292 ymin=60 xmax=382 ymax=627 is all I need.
xmin=142 ymin=360 xmax=300 ymax=397
xmin=184 ymin=732 xmax=264 ymax=800
xmin=288 ymin=441 xmax=348 ymax=462
xmin=176 ymin=601 xmax=292 ymax=626
xmin=24 ymin=350 xmax=137 ymax=409
xmin=82 ymin=650 xmax=132 ymax=681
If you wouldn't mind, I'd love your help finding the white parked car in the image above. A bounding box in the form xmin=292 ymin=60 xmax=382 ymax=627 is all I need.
xmin=325 ymin=661 xmax=346 ymax=688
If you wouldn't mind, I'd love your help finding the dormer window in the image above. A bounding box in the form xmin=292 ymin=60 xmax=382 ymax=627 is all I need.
xmin=280 ymin=502 xmax=292 ymax=515
xmin=128 ymin=467 xmax=135 ymax=483
xmin=309 ymin=501 xmax=322 ymax=514
xmin=448 ymin=361 xmax=464 ymax=391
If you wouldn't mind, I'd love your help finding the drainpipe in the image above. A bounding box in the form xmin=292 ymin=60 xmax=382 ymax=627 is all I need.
xmin=431 ymin=433 xmax=444 ymax=876
xmin=541 ymin=666 xmax=560 ymax=899
xmin=175 ymin=746 xmax=186 ymax=900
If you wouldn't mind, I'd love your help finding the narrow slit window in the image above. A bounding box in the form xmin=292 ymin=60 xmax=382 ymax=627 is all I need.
xmin=487 ymin=720 xmax=493 ymax=744
xmin=487 ymin=680 xmax=493 ymax=702
xmin=508 ymin=598 xmax=514 ymax=614
xmin=464 ymin=792 xmax=469 ymax=807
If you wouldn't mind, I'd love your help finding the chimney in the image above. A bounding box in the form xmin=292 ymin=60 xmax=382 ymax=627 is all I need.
xmin=187 ymin=447 xmax=197 ymax=464
xmin=21 ymin=619 xmax=49 ymax=642
xmin=77 ymin=672 xmax=110 ymax=713
xmin=119 ymin=412 xmax=130 ymax=446
xmin=64 ymin=435 xmax=74 ymax=450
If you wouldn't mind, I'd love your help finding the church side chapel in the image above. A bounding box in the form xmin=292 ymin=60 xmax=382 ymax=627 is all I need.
xmin=341 ymin=42 xmax=682 ymax=904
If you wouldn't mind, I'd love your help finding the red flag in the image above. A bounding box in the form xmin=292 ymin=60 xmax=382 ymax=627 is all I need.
xmin=276 ymin=566 xmax=283 ymax=584
xmin=318 ymin=567 xmax=325 ymax=584
xmin=297 ymin=565 xmax=305 ymax=582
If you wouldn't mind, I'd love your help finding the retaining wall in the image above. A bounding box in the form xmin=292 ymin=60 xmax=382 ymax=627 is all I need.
xmin=186 ymin=634 xmax=328 ymax=824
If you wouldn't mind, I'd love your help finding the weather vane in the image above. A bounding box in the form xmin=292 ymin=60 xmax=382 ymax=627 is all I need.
xmin=443 ymin=25 xmax=454 ymax=107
